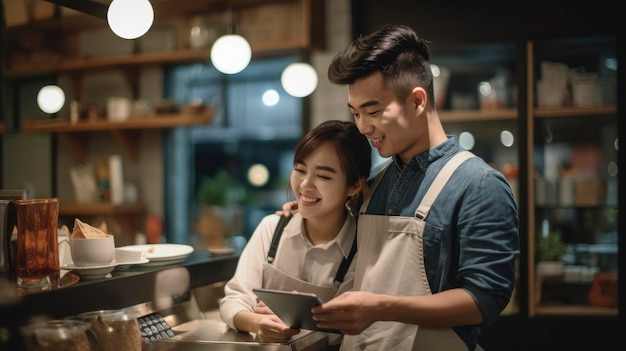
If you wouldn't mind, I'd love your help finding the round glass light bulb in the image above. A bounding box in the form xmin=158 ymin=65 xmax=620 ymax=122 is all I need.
xmin=210 ymin=34 xmax=252 ymax=74
xmin=107 ymin=0 xmax=154 ymax=40
xmin=281 ymin=63 xmax=318 ymax=97
xmin=37 ymin=85 xmax=65 ymax=114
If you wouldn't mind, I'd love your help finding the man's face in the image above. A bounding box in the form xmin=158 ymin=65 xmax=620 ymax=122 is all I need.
xmin=347 ymin=72 xmax=426 ymax=164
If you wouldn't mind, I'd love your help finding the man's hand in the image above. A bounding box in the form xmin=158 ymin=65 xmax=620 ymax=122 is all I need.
xmin=275 ymin=200 xmax=298 ymax=217
xmin=311 ymin=291 xmax=381 ymax=335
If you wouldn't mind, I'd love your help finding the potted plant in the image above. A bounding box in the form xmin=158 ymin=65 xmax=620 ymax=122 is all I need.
xmin=536 ymin=230 xmax=567 ymax=277
xmin=195 ymin=169 xmax=252 ymax=248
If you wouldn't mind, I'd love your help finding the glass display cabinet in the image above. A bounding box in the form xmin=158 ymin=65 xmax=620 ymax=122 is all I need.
xmin=431 ymin=36 xmax=619 ymax=318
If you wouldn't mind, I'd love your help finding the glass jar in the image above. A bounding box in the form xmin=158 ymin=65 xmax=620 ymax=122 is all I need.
xmin=75 ymin=309 xmax=142 ymax=351
xmin=21 ymin=319 xmax=94 ymax=351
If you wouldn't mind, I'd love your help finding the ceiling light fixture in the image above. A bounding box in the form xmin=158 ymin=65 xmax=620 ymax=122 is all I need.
xmin=107 ymin=0 xmax=154 ymax=40
xmin=210 ymin=3 xmax=251 ymax=74
xmin=280 ymin=2 xmax=318 ymax=97
xmin=210 ymin=34 xmax=251 ymax=74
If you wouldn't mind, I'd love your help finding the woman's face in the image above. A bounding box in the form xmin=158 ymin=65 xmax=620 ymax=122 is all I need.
xmin=290 ymin=142 xmax=357 ymax=221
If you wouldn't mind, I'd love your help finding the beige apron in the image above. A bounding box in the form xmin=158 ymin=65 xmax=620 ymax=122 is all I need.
xmin=341 ymin=151 xmax=474 ymax=351
xmin=261 ymin=214 xmax=356 ymax=302
xmin=262 ymin=216 xmax=355 ymax=347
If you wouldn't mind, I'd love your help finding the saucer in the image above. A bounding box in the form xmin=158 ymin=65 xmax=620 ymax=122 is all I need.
xmin=61 ymin=262 xmax=117 ymax=279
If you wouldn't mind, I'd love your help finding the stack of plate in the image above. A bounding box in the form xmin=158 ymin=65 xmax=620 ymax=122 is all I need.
xmin=117 ymin=244 xmax=194 ymax=266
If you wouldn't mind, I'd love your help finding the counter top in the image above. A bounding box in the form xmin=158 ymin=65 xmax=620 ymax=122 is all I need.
xmin=16 ymin=249 xmax=239 ymax=320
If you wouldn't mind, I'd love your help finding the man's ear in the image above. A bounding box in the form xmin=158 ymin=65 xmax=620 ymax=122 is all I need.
xmin=411 ymin=86 xmax=428 ymax=110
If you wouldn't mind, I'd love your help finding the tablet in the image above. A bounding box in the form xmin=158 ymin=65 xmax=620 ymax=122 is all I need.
xmin=252 ymin=288 xmax=341 ymax=334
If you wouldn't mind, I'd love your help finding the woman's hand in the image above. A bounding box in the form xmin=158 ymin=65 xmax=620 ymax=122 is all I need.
xmin=254 ymin=314 xmax=300 ymax=343
xmin=253 ymin=299 xmax=273 ymax=315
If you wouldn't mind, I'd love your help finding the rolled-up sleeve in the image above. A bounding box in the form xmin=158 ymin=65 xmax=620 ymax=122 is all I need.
xmin=457 ymin=168 xmax=520 ymax=325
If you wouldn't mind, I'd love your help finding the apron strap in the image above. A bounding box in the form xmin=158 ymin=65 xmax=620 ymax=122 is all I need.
xmin=267 ymin=214 xmax=356 ymax=284
xmin=334 ymin=234 xmax=357 ymax=284
xmin=267 ymin=215 xmax=292 ymax=264
xmin=415 ymin=151 xmax=475 ymax=220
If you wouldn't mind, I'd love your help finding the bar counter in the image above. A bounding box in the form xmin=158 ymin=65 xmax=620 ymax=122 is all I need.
xmin=17 ymin=249 xmax=239 ymax=319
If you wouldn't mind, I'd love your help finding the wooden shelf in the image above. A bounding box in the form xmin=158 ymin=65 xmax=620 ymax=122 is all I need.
xmin=439 ymin=108 xmax=517 ymax=122
xmin=60 ymin=202 xmax=145 ymax=216
xmin=21 ymin=109 xmax=214 ymax=163
xmin=21 ymin=109 xmax=214 ymax=133
xmin=3 ymin=46 xmax=301 ymax=78
xmin=535 ymin=105 xmax=616 ymax=118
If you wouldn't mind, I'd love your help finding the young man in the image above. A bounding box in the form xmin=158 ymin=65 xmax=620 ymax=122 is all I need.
xmin=306 ymin=24 xmax=520 ymax=351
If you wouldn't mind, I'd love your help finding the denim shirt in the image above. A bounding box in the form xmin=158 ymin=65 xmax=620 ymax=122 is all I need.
xmin=365 ymin=136 xmax=520 ymax=349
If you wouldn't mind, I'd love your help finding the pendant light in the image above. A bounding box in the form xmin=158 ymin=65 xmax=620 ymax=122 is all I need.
xmin=107 ymin=0 xmax=154 ymax=40
xmin=210 ymin=34 xmax=251 ymax=74
xmin=37 ymin=85 xmax=65 ymax=114
xmin=210 ymin=3 xmax=251 ymax=74
xmin=280 ymin=2 xmax=318 ymax=97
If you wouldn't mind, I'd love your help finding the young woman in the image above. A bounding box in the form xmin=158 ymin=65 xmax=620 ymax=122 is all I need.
xmin=219 ymin=120 xmax=371 ymax=346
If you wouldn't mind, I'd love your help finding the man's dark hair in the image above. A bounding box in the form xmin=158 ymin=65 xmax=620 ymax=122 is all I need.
xmin=328 ymin=24 xmax=435 ymax=105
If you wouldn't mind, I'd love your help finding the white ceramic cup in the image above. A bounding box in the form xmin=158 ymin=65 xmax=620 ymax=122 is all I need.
xmin=107 ymin=97 xmax=131 ymax=121
xmin=70 ymin=234 xmax=115 ymax=267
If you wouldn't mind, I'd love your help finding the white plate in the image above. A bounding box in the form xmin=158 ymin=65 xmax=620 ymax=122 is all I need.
xmin=141 ymin=257 xmax=187 ymax=266
xmin=117 ymin=244 xmax=194 ymax=265
xmin=114 ymin=257 xmax=150 ymax=271
xmin=114 ymin=257 xmax=150 ymax=266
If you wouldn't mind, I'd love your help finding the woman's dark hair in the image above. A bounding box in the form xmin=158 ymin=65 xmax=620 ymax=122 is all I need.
xmin=328 ymin=24 xmax=435 ymax=106
xmin=290 ymin=120 xmax=371 ymax=209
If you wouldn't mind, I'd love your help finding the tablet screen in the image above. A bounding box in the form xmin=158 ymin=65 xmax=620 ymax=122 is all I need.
xmin=253 ymin=288 xmax=341 ymax=334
